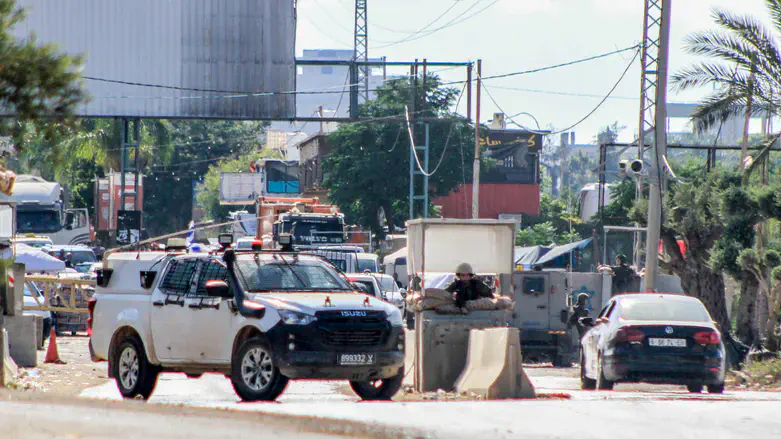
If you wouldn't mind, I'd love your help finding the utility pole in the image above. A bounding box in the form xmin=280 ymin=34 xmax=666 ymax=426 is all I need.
xmin=644 ymin=0 xmax=672 ymax=292
xmin=471 ymin=59 xmax=482 ymax=219
xmin=354 ymin=0 xmax=369 ymax=102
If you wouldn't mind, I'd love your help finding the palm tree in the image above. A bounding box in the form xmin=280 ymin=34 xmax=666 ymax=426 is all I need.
xmin=672 ymin=0 xmax=781 ymax=170
xmin=673 ymin=1 xmax=781 ymax=349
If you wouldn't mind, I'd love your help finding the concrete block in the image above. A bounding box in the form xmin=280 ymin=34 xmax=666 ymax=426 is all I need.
xmin=3 ymin=315 xmax=38 ymax=367
xmin=415 ymin=310 xmax=511 ymax=392
xmin=403 ymin=329 xmax=415 ymax=388
xmin=455 ymin=328 xmax=536 ymax=399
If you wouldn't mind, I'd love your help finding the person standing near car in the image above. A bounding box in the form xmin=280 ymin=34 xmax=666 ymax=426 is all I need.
xmin=445 ymin=263 xmax=493 ymax=310
xmin=568 ymin=293 xmax=591 ymax=338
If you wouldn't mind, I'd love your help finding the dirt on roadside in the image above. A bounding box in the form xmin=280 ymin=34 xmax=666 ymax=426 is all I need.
xmin=11 ymin=335 xmax=110 ymax=396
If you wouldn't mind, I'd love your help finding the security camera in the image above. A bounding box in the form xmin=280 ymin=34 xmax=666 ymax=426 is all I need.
xmin=618 ymin=159 xmax=644 ymax=178
xmin=627 ymin=159 xmax=643 ymax=177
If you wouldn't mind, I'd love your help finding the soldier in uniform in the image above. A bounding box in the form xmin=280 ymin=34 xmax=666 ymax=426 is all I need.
xmin=445 ymin=262 xmax=494 ymax=309
xmin=569 ymin=293 xmax=591 ymax=338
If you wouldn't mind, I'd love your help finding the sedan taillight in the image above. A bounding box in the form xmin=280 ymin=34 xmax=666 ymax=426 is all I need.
xmin=87 ymin=298 xmax=97 ymax=336
xmin=693 ymin=330 xmax=721 ymax=345
xmin=614 ymin=327 xmax=645 ymax=344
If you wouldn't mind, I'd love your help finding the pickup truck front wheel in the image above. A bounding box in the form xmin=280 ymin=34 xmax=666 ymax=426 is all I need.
xmin=231 ymin=338 xmax=288 ymax=402
xmin=112 ymin=337 xmax=159 ymax=400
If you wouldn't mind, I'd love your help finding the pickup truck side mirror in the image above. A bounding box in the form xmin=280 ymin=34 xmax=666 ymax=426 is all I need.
xmin=206 ymin=280 xmax=232 ymax=298
xmin=580 ymin=317 xmax=595 ymax=327
xmin=140 ymin=271 xmax=157 ymax=289
xmin=400 ymin=288 xmax=407 ymax=299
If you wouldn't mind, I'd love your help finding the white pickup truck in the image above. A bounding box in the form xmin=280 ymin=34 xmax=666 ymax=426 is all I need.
xmin=89 ymin=244 xmax=405 ymax=402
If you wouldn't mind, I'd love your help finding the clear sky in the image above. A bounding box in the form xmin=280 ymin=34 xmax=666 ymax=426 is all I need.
xmin=295 ymin=0 xmax=770 ymax=143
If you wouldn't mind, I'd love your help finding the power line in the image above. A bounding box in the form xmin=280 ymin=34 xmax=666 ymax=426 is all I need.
xmin=482 ymin=47 xmax=640 ymax=135
xmin=84 ymin=45 xmax=639 ymax=101
xmin=301 ymin=15 xmax=353 ymax=48
xmin=376 ymin=0 xmax=499 ymax=49
xmin=488 ymin=85 xmax=637 ymax=101
xmin=312 ymin=0 xmax=354 ymax=33
xmin=478 ymin=45 xmax=639 ymax=82
xmin=372 ymin=0 xmax=467 ymax=48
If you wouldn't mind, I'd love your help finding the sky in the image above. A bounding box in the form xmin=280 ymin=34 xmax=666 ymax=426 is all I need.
xmin=294 ymin=0 xmax=771 ymax=143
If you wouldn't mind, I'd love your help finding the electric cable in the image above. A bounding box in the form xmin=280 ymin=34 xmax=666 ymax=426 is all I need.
xmin=83 ymin=45 xmax=639 ymax=101
xmin=372 ymin=0 xmax=468 ymax=48
xmin=482 ymin=47 xmax=640 ymax=136
xmin=376 ymin=0 xmax=500 ymax=48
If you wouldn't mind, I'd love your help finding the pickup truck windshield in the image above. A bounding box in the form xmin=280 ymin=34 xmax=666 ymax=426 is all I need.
xmin=235 ymin=254 xmax=351 ymax=292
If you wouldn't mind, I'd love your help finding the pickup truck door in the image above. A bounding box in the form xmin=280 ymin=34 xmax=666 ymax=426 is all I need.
xmin=183 ymin=260 xmax=236 ymax=363
xmin=150 ymin=259 xmax=199 ymax=361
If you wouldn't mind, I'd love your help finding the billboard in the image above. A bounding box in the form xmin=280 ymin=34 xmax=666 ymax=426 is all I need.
xmin=11 ymin=0 xmax=296 ymax=120
xmin=480 ymin=130 xmax=541 ymax=184
xmin=220 ymin=173 xmax=265 ymax=205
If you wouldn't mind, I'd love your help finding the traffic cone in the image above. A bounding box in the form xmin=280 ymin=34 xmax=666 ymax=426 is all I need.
xmin=44 ymin=328 xmax=65 ymax=364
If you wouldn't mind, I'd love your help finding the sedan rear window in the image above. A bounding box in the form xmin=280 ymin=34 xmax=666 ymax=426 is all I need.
xmin=620 ymin=298 xmax=711 ymax=322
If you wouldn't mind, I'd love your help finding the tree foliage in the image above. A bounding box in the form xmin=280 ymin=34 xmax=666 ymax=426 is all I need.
xmin=0 ymin=0 xmax=85 ymax=147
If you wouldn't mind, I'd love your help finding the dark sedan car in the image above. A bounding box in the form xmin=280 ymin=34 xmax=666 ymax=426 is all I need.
xmin=580 ymin=293 xmax=726 ymax=393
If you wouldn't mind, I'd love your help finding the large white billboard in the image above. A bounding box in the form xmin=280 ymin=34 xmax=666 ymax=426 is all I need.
xmin=220 ymin=172 xmax=265 ymax=205
xmin=12 ymin=0 xmax=297 ymax=120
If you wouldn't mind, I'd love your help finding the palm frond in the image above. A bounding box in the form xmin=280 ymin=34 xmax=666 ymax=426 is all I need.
xmin=684 ymin=30 xmax=760 ymax=70
xmin=712 ymin=8 xmax=781 ymax=72
xmin=689 ymin=90 xmax=749 ymax=134
xmin=671 ymin=62 xmax=751 ymax=91
xmin=766 ymin=0 xmax=781 ymax=33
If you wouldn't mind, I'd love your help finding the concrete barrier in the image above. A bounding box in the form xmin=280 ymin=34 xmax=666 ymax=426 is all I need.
xmin=414 ymin=309 xmax=511 ymax=392
xmin=3 ymin=315 xmax=38 ymax=367
xmin=2 ymin=329 xmax=17 ymax=386
xmin=403 ymin=329 xmax=415 ymax=388
xmin=455 ymin=328 xmax=535 ymax=399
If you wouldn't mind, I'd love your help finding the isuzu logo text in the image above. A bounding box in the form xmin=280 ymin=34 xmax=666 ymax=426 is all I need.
xmin=341 ymin=311 xmax=366 ymax=317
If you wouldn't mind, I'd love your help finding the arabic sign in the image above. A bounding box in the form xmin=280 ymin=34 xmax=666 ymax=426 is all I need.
xmin=480 ymin=130 xmax=540 ymax=184
xmin=479 ymin=130 xmax=539 ymax=152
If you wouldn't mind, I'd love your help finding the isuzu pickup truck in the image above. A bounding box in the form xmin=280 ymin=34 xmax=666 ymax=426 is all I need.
xmin=89 ymin=241 xmax=405 ymax=402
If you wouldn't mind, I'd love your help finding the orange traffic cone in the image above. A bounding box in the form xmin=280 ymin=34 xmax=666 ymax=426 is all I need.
xmin=44 ymin=328 xmax=65 ymax=364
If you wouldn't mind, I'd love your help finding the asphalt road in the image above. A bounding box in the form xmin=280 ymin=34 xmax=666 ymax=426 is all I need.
xmin=1 ymin=393 xmax=351 ymax=439
xmin=77 ymin=368 xmax=781 ymax=439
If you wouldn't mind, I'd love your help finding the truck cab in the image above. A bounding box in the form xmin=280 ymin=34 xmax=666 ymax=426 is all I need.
xmin=1 ymin=175 xmax=91 ymax=245
xmin=90 ymin=239 xmax=405 ymax=402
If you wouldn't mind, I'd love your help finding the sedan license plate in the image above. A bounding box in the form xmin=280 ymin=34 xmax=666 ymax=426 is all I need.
xmin=339 ymin=353 xmax=376 ymax=366
xmin=649 ymin=338 xmax=686 ymax=348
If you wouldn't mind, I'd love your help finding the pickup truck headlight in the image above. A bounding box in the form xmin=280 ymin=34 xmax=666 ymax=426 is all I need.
xmin=278 ymin=309 xmax=317 ymax=325
xmin=386 ymin=308 xmax=403 ymax=326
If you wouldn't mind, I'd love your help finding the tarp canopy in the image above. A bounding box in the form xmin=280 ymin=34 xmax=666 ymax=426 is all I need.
xmin=534 ymin=238 xmax=593 ymax=267
xmin=383 ymin=247 xmax=407 ymax=265
xmin=514 ymin=246 xmax=551 ymax=266
xmin=14 ymin=243 xmax=66 ymax=272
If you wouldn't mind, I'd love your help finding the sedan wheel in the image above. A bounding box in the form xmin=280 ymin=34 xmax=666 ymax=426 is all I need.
xmin=580 ymin=352 xmax=596 ymax=390
xmin=686 ymin=383 xmax=704 ymax=393
xmin=707 ymin=383 xmax=725 ymax=394
xmin=596 ymin=355 xmax=614 ymax=391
